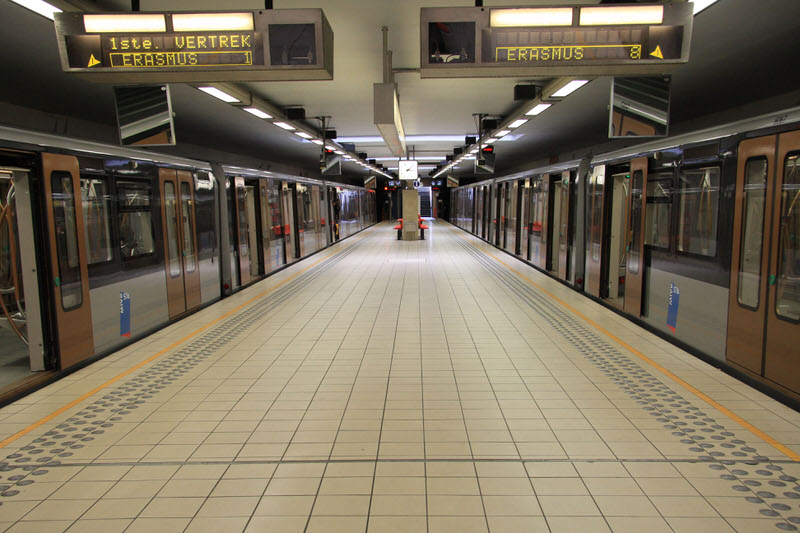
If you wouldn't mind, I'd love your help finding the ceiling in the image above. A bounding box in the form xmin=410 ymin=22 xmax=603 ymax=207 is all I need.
xmin=1 ymin=0 xmax=800 ymax=180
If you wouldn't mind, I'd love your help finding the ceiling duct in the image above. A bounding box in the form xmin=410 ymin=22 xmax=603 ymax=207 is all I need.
xmin=374 ymin=82 xmax=407 ymax=157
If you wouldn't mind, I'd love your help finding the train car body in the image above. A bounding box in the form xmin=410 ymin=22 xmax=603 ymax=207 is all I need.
xmin=0 ymin=126 xmax=376 ymax=400
xmin=451 ymin=108 xmax=800 ymax=401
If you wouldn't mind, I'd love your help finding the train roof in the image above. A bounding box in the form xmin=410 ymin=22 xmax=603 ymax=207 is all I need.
xmin=453 ymin=106 xmax=800 ymax=190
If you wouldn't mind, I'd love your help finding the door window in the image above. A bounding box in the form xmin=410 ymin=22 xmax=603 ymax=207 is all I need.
xmin=180 ymin=182 xmax=196 ymax=273
xmin=738 ymin=158 xmax=768 ymax=309
xmin=51 ymin=171 xmax=82 ymax=310
xmin=163 ymin=181 xmax=181 ymax=278
xmin=776 ymin=153 xmax=800 ymax=321
xmin=80 ymin=177 xmax=113 ymax=265
xmin=590 ymin=177 xmax=603 ymax=262
xmin=677 ymin=167 xmax=720 ymax=257
xmin=629 ymin=170 xmax=644 ymax=275
xmin=117 ymin=180 xmax=155 ymax=261
xmin=645 ymin=176 xmax=672 ymax=249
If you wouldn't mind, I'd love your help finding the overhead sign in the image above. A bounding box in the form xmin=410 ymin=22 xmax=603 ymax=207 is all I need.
xmin=420 ymin=3 xmax=692 ymax=78
xmin=53 ymin=10 xmax=333 ymax=83
xmin=399 ymin=160 xmax=419 ymax=180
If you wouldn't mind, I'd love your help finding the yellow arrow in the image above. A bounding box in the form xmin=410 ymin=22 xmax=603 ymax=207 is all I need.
xmin=87 ymin=54 xmax=101 ymax=67
xmin=650 ymin=45 xmax=663 ymax=59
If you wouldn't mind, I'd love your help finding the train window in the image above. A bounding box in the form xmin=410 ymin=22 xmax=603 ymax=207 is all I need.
xmin=180 ymin=182 xmax=196 ymax=273
xmin=776 ymin=153 xmax=800 ymax=321
xmin=738 ymin=157 xmax=768 ymax=310
xmin=117 ymin=180 xmax=156 ymax=261
xmin=51 ymin=171 xmax=82 ymax=311
xmin=645 ymin=175 xmax=672 ymax=249
xmin=677 ymin=166 xmax=720 ymax=257
xmin=80 ymin=177 xmax=113 ymax=265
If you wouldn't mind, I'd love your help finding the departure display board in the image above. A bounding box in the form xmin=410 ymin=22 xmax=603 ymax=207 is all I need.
xmin=421 ymin=3 xmax=692 ymax=78
xmin=489 ymin=26 xmax=684 ymax=64
xmin=54 ymin=10 xmax=333 ymax=83
xmin=65 ymin=33 xmax=264 ymax=69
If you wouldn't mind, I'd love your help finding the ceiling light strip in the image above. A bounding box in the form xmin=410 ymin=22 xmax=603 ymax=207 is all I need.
xmin=579 ymin=5 xmax=663 ymax=26
xmin=83 ymin=14 xmax=166 ymax=33
xmin=490 ymin=8 xmax=573 ymax=28
xmin=9 ymin=0 xmax=61 ymax=20
xmin=172 ymin=13 xmax=254 ymax=32
xmin=198 ymin=86 xmax=240 ymax=103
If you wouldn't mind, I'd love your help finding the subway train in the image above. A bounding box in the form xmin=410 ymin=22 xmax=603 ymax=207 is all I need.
xmin=0 ymin=125 xmax=376 ymax=397
xmin=451 ymin=108 xmax=800 ymax=401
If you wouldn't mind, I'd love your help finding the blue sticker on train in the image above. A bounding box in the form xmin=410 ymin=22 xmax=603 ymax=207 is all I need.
xmin=667 ymin=283 xmax=680 ymax=333
xmin=120 ymin=291 xmax=131 ymax=338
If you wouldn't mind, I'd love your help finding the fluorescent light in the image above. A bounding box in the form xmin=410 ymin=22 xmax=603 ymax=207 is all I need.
xmin=9 ymin=0 xmax=61 ymax=20
xmin=491 ymin=7 xmax=573 ymax=28
xmin=311 ymin=139 xmax=324 ymax=146
xmin=334 ymin=150 xmax=344 ymax=155
xmin=198 ymin=87 xmax=240 ymax=103
xmin=325 ymin=145 xmax=337 ymax=151
xmin=243 ymin=107 xmax=272 ymax=119
xmin=294 ymin=132 xmax=313 ymax=139
xmin=509 ymin=119 xmax=528 ymax=129
xmin=335 ymin=135 xmax=478 ymax=144
xmin=496 ymin=130 xmax=511 ymax=137
xmin=273 ymin=121 xmax=295 ymax=131
xmin=693 ymin=0 xmax=719 ymax=14
xmin=526 ymin=103 xmax=552 ymax=116
xmin=579 ymin=5 xmax=663 ymax=26
xmin=470 ymin=148 xmax=480 ymax=154
xmin=551 ymin=80 xmax=588 ymax=98
xmin=486 ymin=138 xmax=498 ymax=144
xmin=172 ymin=12 xmax=253 ymax=32
xmin=84 ymin=14 xmax=166 ymax=33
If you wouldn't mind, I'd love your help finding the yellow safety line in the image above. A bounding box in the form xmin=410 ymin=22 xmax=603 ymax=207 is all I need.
xmin=449 ymin=225 xmax=800 ymax=462
xmin=0 ymin=225 xmax=381 ymax=450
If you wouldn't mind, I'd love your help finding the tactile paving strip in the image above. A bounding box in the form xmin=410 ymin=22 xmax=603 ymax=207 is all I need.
xmin=452 ymin=230 xmax=800 ymax=531
xmin=0 ymin=237 xmax=364 ymax=503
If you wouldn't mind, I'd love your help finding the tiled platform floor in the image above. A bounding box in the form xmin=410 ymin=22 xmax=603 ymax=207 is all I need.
xmin=0 ymin=220 xmax=798 ymax=532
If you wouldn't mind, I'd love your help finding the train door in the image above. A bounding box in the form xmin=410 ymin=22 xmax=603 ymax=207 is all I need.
xmin=259 ymin=179 xmax=270 ymax=274
xmin=281 ymin=182 xmax=298 ymax=262
xmin=245 ymin=182 xmax=259 ymax=279
xmin=314 ymin=185 xmax=326 ymax=249
xmin=728 ymin=132 xmax=800 ymax=392
xmin=233 ymin=177 xmax=252 ymax=286
xmin=555 ymin=172 xmax=572 ymax=280
xmin=42 ymin=154 xmax=94 ymax=368
xmin=586 ymin=166 xmax=606 ymax=298
xmin=550 ymin=174 xmax=563 ymax=274
xmin=267 ymin=179 xmax=286 ymax=269
xmin=623 ymin=158 xmax=648 ymax=315
xmin=520 ymin=179 xmax=530 ymax=259
xmin=603 ymin=168 xmax=631 ymax=306
xmin=499 ymin=183 xmax=507 ymax=247
xmin=295 ymin=184 xmax=309 ymax=257
xmin=530 ymin=176 xmax=548 ymax=269
xmin=472 ymin=187 xmax=478 ymax=234
xmin=507 ymin=181 xmax=519 ymax=254
xmin=476 ymin=187 xmax=483 ymax=237
xmin=487 ymin=186 xmax=495 ymax=242
xmin=159 ymin=169 xmax=201 ymax=318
